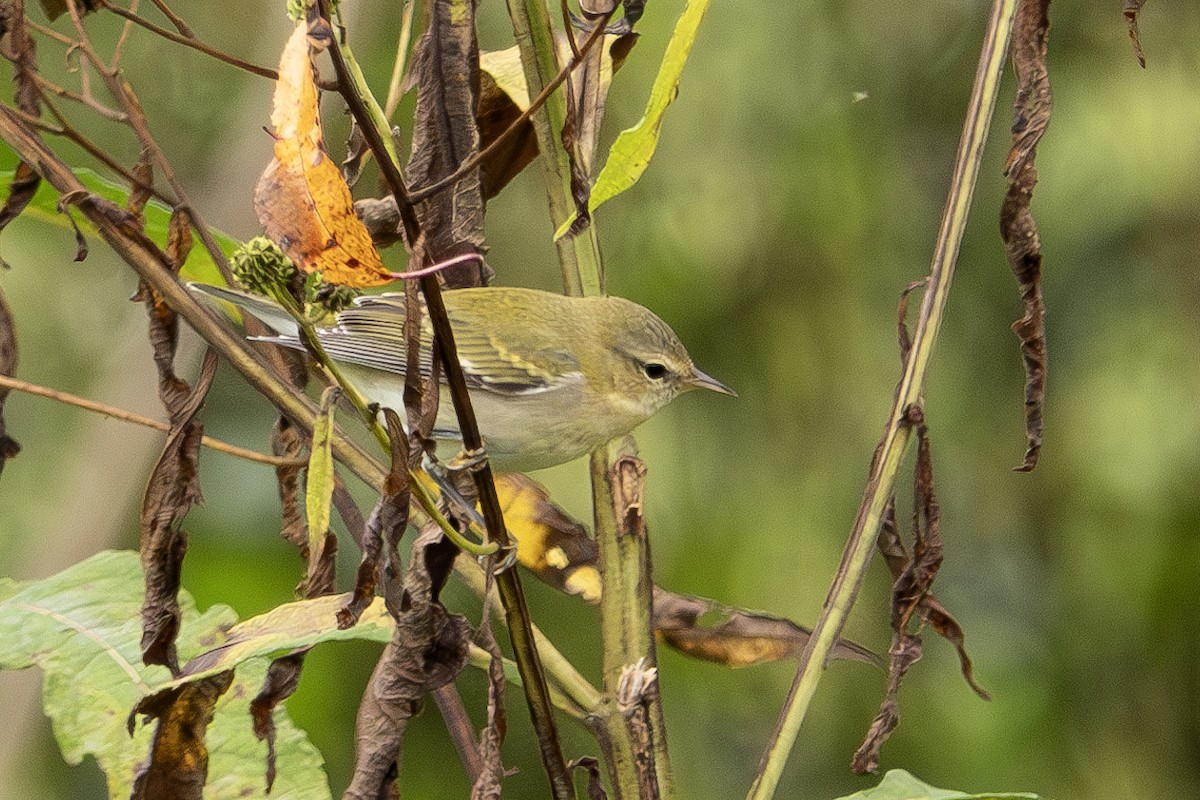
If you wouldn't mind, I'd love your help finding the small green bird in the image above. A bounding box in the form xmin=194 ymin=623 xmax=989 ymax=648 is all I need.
xmin=191 ymin=284 xmax=734 ymax=472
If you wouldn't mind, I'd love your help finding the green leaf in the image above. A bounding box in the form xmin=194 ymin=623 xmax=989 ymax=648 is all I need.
xmin=0 ymin=551 xmax=332 ymax=800
xmin=0 ymin=165 xmax=234 ymax=286
xmin=305 ymin=387 xmax=338 ymax=554
xmin=835 ymin=770 xmax=1040 ymax=800
xmin=555 ymin=0 xmax=711 ymax=238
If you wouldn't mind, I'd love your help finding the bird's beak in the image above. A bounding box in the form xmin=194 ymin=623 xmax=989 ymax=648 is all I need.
xmin=687 ymin=366 xmax=737 ymax=397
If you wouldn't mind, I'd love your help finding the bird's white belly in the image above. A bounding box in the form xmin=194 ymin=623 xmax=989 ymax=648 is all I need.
xmin=348 ymin=366 xmax=642 ymax=471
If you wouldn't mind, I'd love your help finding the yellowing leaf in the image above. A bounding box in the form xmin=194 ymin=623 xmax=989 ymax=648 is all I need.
xmin=494 ymin=473 xmax=601 ymax=603
xmin=254 ymin=19 xmax=391 ymax=288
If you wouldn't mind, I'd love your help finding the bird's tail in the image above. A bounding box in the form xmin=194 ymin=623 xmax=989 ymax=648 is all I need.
xmin=187 ymin=282 xmax=300 ymax=337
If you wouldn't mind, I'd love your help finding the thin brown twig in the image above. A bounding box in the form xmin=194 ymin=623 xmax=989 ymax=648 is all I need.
xmin=30 ymin=72 xmax=126 ymax=121
xmin=559 ymin=0 xmax=581 ymax=59
xmin=148 ymin=0 xmax=195 ymax=38
xmin=23 ymin=18 xmax=77 ymax=48
xmin=407 ymin=13 xmax=610 ymax=204
xmin=27 ymin=87 xmax=179 ymax=206
xmin=110 ymin=0 xmax=140 ymax=71
xmin=93 ymin=0 xmax=279 ymax=81
xmin=61 ymin=2 xmax=235 ymax=282
xmin=0 ymin=374 xmax=305 ymax=467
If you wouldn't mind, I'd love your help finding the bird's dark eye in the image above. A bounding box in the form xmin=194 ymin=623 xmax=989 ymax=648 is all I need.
xmin=642 ymin=362 xmax=668 ymax=380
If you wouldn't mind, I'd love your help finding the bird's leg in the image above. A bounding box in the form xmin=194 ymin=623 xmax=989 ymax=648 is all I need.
xmin=422 ymin=452 xmax=518 ymax=573
xmin=446 ymin=444 xmax=489 ymax=473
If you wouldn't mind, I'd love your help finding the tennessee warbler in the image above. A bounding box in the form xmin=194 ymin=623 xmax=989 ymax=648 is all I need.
xmin=191 ymin=283 xmax=734 ymax=471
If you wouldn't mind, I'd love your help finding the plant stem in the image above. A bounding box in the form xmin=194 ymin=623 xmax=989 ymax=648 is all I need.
xmin=746 ymin=2 xmax=1018 ymax=798
xmin=506 ymin=0 xmax=604 ymax=296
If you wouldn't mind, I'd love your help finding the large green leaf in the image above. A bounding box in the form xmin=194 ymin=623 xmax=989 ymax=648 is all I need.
xmin=0 ymin=163 xmax=233 ymax=286
xmin=0 ymin=550 xmax=331 ymax=800
xmin=835 ymin=770 xmax=1040 ymax=800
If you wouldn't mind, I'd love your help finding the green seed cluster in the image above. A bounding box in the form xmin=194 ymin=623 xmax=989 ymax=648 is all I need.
xmin=230 ymin=236 xmax=297 ymax=298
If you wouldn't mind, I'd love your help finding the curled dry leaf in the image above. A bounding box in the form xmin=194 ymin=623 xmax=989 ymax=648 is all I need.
xmin=404 ymin=0 xmax=487 ymax=288
xmin=341 ymin=408 xmax=411 ymax=627
xmin=1124 ymin=0 xmax=1150 ymax=68
xmin=249 ymin=651 xmax=306 ymax=792
xmin=653 ymin=588 xmax=879 ymax=668
xmin=254 ymin=17 xmax=391 ymax=287
xmin=129 ymin=671 xmax=235 ymax=800
xmin=850 ymin=634 xmax=922 ymax=774
xmin=344 ymin=525 xmax=472 ymax=800
xmin=469 ymin=610 xmax=508 ymax=800
xmin=857 ymin=433 xmax=989 ymax=772
xmin=0 ymin=4 xmax=43 ymax=244
xmin=1003 ymin=0 xmax=1051 ymax=472
xmin=0 ymin=285 xmax=20 ymax=476
xmin=568 ymin=756 xmax=608 ymax=800
xmin=139 ymin=350 xmax=217 ymax=673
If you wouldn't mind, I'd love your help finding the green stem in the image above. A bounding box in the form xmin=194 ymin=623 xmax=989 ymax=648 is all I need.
xmin=745 ymin=1 xmax=1018 ymax=798
xmin=506 ymin=0 xmax=604 ymax=297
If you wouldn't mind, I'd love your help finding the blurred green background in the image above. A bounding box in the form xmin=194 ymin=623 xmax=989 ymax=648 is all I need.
xmin=2 ymin=1 xmax=1199 ymax=798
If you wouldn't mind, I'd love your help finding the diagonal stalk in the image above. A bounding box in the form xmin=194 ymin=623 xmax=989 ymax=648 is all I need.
xmin=746 ymin=1 xmax=1018 ymax=797
xmin=315 ymin=3 xmax=575 ymax=796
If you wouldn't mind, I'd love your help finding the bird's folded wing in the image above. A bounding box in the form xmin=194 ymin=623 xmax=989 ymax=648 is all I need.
xmin=326 ymin=295 xmax=584 ymax=396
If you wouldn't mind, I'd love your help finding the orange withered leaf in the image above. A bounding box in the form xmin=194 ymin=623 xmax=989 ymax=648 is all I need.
xmin=254 ymin=19 xmax=392 ymax=287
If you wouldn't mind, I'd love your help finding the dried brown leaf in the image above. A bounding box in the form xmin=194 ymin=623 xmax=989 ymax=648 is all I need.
xmin=139 ymin=350 xmax=216 ymax=673
xmin=342 ymin=116 xmax=369 ymax=188
xmin=344 ymin=525 xmax=472 ymax=800
xmin=1124 ymin=0 xmax=1149 ymax=68
xmin=0 ymin=161 xmax=41 ymax=245
xmin=568 ymin=756 xmax=608 ymax=800
xmin=341 ymin=408 xmax=411 ymax=627
xmin=851 ymin=633 xmax=921 ymax=774
xmin=859 ymin=430 xmax=989 ymax=770
xmin=404 ymin=0 xmax=487 ymax=288
xmin=611 ymin=454 xmax=648 ymax=540
xmin=1002 ymin=0 xmax=1051 ymax=472
xmin=250 ymin=650 xmax=307 ymax=792
xmin=54 ymin=190 xmax=88 ymax=261
xmin=0 ymin=285 xmax=20 ymax=476
xmin=128 ymin=671 xmax=235 ymax=800
xmin=476 ymin=63 xmax=539 ymax=200
xmin=653 ymin=588 xmax=878 ymax=668
xmin=273 ymin=415 xmax=309 ymax=550
xmin=469 ymin=613 xmax=508 ymax=800
xmin=127 ymin=152 xmax=153 ymax=226
xmin=166 ymin=206 xmax=194 ymax=269
xmin=475 ymin=31 xmax=636 ymax=205
xmin=38 ymin=0 xmax=98 ymax=21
